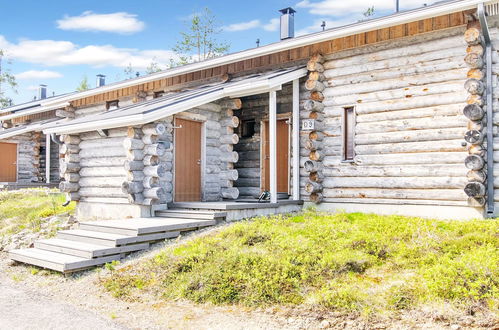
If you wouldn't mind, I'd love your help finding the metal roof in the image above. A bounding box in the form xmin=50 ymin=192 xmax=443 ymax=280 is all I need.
xmin=43 ymin=67 xmax=307 ymax=135
xmin=0 ymin=118 xmax=61 ymax=140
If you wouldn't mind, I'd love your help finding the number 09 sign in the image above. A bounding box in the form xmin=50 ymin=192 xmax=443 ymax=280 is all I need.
xmin=301 ymin=119 xmax=315 ymax=131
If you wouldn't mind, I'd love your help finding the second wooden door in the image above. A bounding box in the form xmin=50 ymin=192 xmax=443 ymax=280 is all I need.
xmin=174 ymin=118 xmax=202 ymax=202
xmin=262 ymin=119 xmax=290 ymax=193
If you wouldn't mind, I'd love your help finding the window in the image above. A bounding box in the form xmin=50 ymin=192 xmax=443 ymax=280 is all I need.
xmin=106 ymin=100 xmax=119 ymax=110
xmin=240 ymin=119 xmax=255 ymax=138
xmin=153 ymin=91 xmax=165 ymax=98
xmin=343 ymin=107 xmax=355 ymax=161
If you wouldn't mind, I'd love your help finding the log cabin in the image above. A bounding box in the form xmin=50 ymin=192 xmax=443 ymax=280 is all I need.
xmin=4 ymin=0 xmax=499 ymax=221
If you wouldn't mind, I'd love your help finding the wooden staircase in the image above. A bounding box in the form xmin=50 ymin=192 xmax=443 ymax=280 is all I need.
xmin=9 ymin=210 xmax=225 ymax=273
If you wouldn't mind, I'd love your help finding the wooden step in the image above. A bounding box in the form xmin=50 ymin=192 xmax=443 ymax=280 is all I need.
xmin=35 ymin=239 xmax=150 ymax=258
xmin=155 ymin=209 xmax=226 ymax=220
xmin=57 ymin=229 xmax=180 ymax=247
xmin=9 ymin=248 xmax=120 ymax=273
xmin=79 ymin=218 xmax=216 ymax=236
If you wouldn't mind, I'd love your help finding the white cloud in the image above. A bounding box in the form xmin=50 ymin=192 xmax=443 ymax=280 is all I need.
xmin=56 ymin=11 xmax=145 ymax=34
xmin=15 ymin=70 xmax=63 ymax=80
xmin=0 ymin=35 xmax=179 ymax=70
xmin=263 ymin=18 xmax=280 ymax=32
xmin=296 ymin=0 xmax=431 ymax=16
xmin=224 ymin=19 xmax=261 ymax=32
xmin=222 ymin=18 xmax=280 ymax=33
xmin=26 ymin=85 xmax=41 ymax=91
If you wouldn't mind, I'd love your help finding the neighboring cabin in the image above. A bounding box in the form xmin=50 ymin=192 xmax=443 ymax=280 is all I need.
xmin=2 ymin=0 xmax=499 ymax=220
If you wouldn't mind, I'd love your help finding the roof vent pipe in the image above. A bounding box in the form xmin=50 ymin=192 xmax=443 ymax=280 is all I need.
xmin=96 ymin=74 xmax=106 ymax=87
xmin=38 ymin=84 xmax=47 ymax=100
xmin=279 ymin=7 xmax=296 ymax=40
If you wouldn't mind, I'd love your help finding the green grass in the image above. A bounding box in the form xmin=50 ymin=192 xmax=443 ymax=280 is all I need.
xmin=102 ymin=210 xmax=499 ymax=315
xmin=0 ymin=188 xmax=75 ymax=236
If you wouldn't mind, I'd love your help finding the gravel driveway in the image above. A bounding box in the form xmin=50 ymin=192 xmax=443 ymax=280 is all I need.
xmin=0 ymin=280 xmax=127 ymax=330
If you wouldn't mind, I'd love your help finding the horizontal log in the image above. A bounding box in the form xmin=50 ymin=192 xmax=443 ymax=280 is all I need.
xmin=127 ymin=171 xmax=145 ymax=182
xmin=64 ymin=154 xmax=80 ymax=163
xmin=465 ymin=78 xmax=484 ymax=95
xmin=309 ymin=192 xmax=323 ymax=204
xmin=464 ymin=182 xmax=485 ymax=197
xmin=467 ymin=196 xmax=486 ymax=207
xmin=355 ymin=139 xmax=465 ymax=155
xmin=463 ymin=104 xmax=484 ymax=121
xmin=467 ymin=68 xmax=485 ymax=80
xmin=306 ymin=61 xmax=324 ymax=72
xmin=60 ymin=144 xmax=80 ymax=154
xmin=124 ymin=160 xmax=144 ymax=171
xmin=467 ymin=94 xmax=483 ymax=106
xmin=236 ymin=168 xmax=260 ymax=178
xmin=464 ymin=130 xmax=484 ymax=145
xmin=220 ymin=152 xmax=239 ymax=163
xmin=350 ymin=103 xmax=464 ymax=123
xmin=80 ymin=157 xmax=125 ymax=167
xmin=304 ymin=160 xmax=322 ymax=172
xmin=61 ymin=135 xmax=81 ymax=145
xmin=142 ymin=123 xmax=166 ymax=136
xmin=60 ymin=162 xmax=80 ymax=174
xmin=322 ymin=164 xmax=467 ymax=177
xmin=80 ymin=128 xmax=127 ymax=140
xmin=123 ymin=138 xmax=144 ymax=150
xmin=121 ymin=181 xmax=144 ymax=194
xmin=59 ymin=181 xmax=79 ymax=192
xmin=309 ymin=171 xmax=324 ymax=183
xmin=305 ymin=181 xmax=323 ymax=193
xmin=464 ymin=52 xmax=484 ymax=69
xmin=144 ymin=164 xmax=168 ymax=178
xmin=79 ymin=137 xmax=124 ymax=149
xmin=143 ymin=176 xmax=159 ymax=189
xmin=464 ymin=154 xmax=485 ymax=170
xmin=80 ymin=147 xmax=126 ymax=158
xmin=144 ymin=143 xmax=169 ymax=156
xmin=79 ymin=187 xmax=127 ymax=198
xmin=128 ymin=193 xmax=144 ymax=204
xmin=221 ymin=116 xmax=240 ymax=128
xmin=464 ymin=27 xmax=481 ymax=45
xmin=80 ymin=177 xmax=125 ymax=188
xmin=127 ymin=127 xmax=143 ymax=139
xmin=219 ymin=98 xmax=242 ymax=110
xmin=322 ymin=188 xmax=466 ymax=201
xmin=143 ymin=155 xmax=159 ymax=166
xmin=221 ymin=188 xmax=239 ymax=199
xmin=303 ymin=100 xmax=324 ymax=112
xmin=220 ymin=134 xmax=239 ymax=145
xmin=127 ymin=149 xmax=144 ymax=161
xmin=352 ymin=152 xmax=467 ymax=166
xmin=322 ymin=176 xmax=465 ymax=189
xmin=355 ymin=115 xmax=467 ymax=134
xmin=79 ymin=166 xmax=126 ymax=177
xmin=305 ymin=79 xmax=325 ymax=92
xmin=467 ymin=170 xmax=486 ymax=183
xmin=64 ymin=173 xmax=80 ymax=183
xmin=142 ymin=134 xmax=159 ymax=145
xmin=355 ymin=127 xmax=467 ymax=145
xmin=220 ymin=170 xmax=239 ymax=181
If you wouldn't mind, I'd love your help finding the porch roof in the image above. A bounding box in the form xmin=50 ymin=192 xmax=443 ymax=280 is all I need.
xmin=42 ymin=67 xmax=307 ymax=135
xmin=0 ymin=118 xmax=60 ymax=140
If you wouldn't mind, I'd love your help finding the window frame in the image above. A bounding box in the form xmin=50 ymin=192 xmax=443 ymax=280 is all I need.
xmin=106 ymin=100 xmax=119 ymax=111
xmin=341 ymin=106 xmax=356 ymax=163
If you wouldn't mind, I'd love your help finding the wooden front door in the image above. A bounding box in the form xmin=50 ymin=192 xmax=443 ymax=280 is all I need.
xmin=174 ymin=118 xmax=202 ymax=202
xmin=262 ymin=119 xmax=290 ymax=193
xmin=0 ymin=142 xmax=17 ymax=182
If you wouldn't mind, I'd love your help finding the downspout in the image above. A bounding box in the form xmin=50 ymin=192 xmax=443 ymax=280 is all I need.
xmin=478 ymin=3 xmax=495 ymax=216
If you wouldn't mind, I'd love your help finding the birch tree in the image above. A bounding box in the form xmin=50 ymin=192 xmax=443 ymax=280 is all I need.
xmin=0 ymin=50 xmax=17 ymax=108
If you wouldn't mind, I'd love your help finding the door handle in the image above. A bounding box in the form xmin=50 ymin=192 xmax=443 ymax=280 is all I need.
xmin=196 ymin=159 xmax=201 ymax=165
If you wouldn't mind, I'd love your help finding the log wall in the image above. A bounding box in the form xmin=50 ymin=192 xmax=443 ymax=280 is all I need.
xmin=2 ymin=132 xmax=41 ymax=183
xmin=312 ymin=26 xmax=471 ymax=206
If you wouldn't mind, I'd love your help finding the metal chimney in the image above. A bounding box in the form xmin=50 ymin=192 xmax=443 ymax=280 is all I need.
xmin=279 ymin=7 xmax=296 ymax=40
xmin=96 ymin=74 xmax=106 ymax=87
xmin=38 ymin=84 xmax=47 ymax=100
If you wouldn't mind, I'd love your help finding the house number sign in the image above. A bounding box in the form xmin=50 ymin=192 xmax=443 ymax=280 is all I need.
xmin=301 ymin=119 xmax=315 ymax=131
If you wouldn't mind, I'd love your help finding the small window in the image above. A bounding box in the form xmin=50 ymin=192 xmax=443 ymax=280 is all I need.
xmin=240 ymin=119 xmax=255 ymax=138
xmin=154 ymin=91 xmax=165 ymax=98
xmin=106 ymin=100 xmax=119 ymax=110
xmin=343 ymin=107 xmax=355 ymax=161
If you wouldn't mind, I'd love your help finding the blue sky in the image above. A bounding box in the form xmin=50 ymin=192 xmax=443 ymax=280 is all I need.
xmin=0 ymin=0 xmax=431 ymax=105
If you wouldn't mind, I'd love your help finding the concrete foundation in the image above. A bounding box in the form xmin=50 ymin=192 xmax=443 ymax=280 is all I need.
xmin=308 ymin=202 xmax=485 ymax=220
xmin=76 ymin=202 xmax=152 ymax=221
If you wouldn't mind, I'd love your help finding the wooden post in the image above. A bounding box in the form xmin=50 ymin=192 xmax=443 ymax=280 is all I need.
xmin=45 ymin=134 xmax=50 ymax=183
xmin=292 ymin=79 xmax=300 ymax=201
xmin=269 ymin=89 xmax=277 ymax=204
